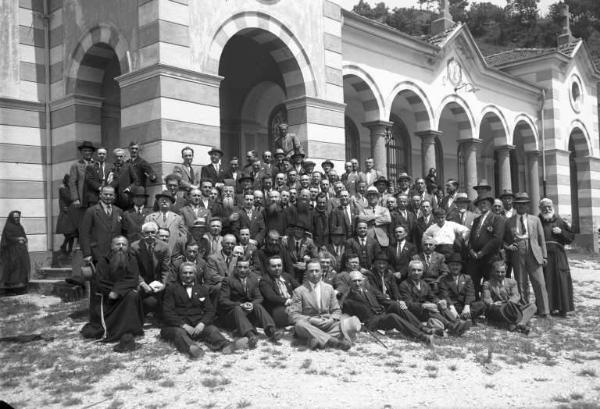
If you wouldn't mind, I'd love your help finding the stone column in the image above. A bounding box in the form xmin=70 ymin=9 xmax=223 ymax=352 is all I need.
xmin=363 ymin=120 xmax=393 ymax=178
xmin=415 ymin=130 xmax=441 ymax=179
xmin=496 ymin=144 xmax=515 ymax=193
xmin=526 ymin=150 xmax=541 ymax=213
xmin=459 ymin=139 xmax=481 ymax=201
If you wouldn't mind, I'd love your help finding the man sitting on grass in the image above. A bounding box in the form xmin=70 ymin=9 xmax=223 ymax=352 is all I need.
xmin=161 ymin=262 xmax=243 ymax=358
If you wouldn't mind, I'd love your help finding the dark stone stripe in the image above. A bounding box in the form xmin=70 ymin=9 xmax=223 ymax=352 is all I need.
xmin=20 ymin=61 xmax=46 ymax=83
xmin=169 ymin=0 xmax=188 ymax=5
xmin=121 ymin=119 xmax=219 ymax=146
xmin=49 ymin=26 xmax=63 ymax=48
xmin=121 ymin=75 xmax=220 ymax=108
xmin=51 ymin=103 xmax=102 ymax=129
xmin=74 ymin=79 xmax=103 ymax=97
xmin=51 ymin=141 xmax=82 ymax=163
xmin=139 ymin=19 xmax=190 ymax=49
xmin=19 ymin=25 xmax=45 ymax=47
xmin=0 ymin=144 xmax=46 ymax=164
xmin=49 ymin=0 xmax=62 ymax=13
xmin=0 ymin=217 xmax=47 ymax=234
xmin=80 ymin=52 xmax=114 ymax=70
xmin=19 ymin=0 xmax=44 ymax=11
xmin=323 ymin=33 xmax=342 ymax=53
xmin=50 ymin=61 xmax=63 ymax=83
xmin=0 ymin=180 xmax=46 ymax=199
xmin=323 ymin=0 xmax=342 ymax=22
xmin=0 ymin=107 xmax=45 ymax=127
xmin=121 ymin=76 xmax=161 ymax=108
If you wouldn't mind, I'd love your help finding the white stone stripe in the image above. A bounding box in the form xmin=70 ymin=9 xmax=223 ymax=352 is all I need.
xmin=50 ymin=45 xmax=63 ymax=65
xmin=52 ymin=123 xmax=101 ymax=147
xmin=0 ymin=125 xmax=45 ymax=146
xmin=159 ymin=42 xmax=190 ymax=68
xmin=121 ymin=98 xmax=220 ymax=128
xmin=50 ymin=8 xmax=62 ymax=30
xmin=139 ymin=1 xmax=158 ymax=27
xmin=19 ymin=81 xmax=43 ymax=101
xmin=0 ymin=163 xmax=45 ymax=181
xmin=306 ymin=123 xmax=345 ymax=144
xmin=19 ymin=44 xmax=43 ymax=64
xmin=18 ymin=7 xmax=43 ymax=29
xmin=323 ymin=16 xmax=341 ymax=36
xmin=158 ymin=0 xmax=189 ymax=26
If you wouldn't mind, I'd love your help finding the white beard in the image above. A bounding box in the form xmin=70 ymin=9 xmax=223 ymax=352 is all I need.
xmin=540 ymin=209 xmax=555 ymax=221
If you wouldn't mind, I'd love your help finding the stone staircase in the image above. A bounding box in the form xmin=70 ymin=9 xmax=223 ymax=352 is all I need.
xmin=29 ymin=251 xmax=86 ymax=301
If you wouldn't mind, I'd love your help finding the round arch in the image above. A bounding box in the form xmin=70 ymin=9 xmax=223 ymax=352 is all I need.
xmin=205 ymin=12 xmax=317 ymax=98
xmin=436 ymin=95 xmax=476 ymax=139
xmin=65 ymin=24 xmax=130 ymax=95
xmin=342 ymin=64 xmax=385 ymax=121
xmin=387 ymin=81 xmax=434 ymax=132
xmin=479 ymin=106 xmax=509 ymax=146
xmin=511 ymin=114 xmax=539 ymax=151
xmin=567 ymin=120 xmax=592 ymax=157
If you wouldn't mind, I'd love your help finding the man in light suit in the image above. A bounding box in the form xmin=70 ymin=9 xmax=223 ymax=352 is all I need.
xmin=358 ymin=186 xmax=391 ymax=247
xmin=180 ymin=188 xmax=212 ymax=233
xmin=173 ymin=146 xmax=201 ymax=192
xmin=288 ymin=259 xmax=360 ymax=350
xmin=205 ymin=234 xmax=237 ymax=291
xmin=503 ymin=192 xmax=549 ymax=316
xmin=360 ymin=158 xmax=382 ymax=187
xmin=80 ymin=185 xmax=123 ymax=263
xmin=130 ymin=222 xmax=170 ymax=316
xmin=446 ymin=193 xmax=476 ymax=229
xmin=200 ymin=147 xmax=226 ymax=187
xmin=145 ymin=191 xmax=187 ymax=254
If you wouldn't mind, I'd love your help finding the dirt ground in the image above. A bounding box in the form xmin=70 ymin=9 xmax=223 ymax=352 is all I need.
xmin=1 ymin=252 xmax=599 ymax=409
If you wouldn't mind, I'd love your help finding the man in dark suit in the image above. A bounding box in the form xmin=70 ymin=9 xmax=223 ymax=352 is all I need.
xmin=130 ymin=221 xmax=170 ymax=316
xmin=179 ymin=188 xmax=212 ymax=233
xmin=160 ymin=262 xmax=241 ymax=358
xmin=173 ymin=146 xmax=201 ymax=192
xmin=223 ymin=157 xmax=240 ymax=184
xmin=342 ymin=271 xmax=434 ymax=345
xmin=415 ymin=200 xmax=435 ymax=252
xmin=127 ymin=142 xmax=157 ymax=188
xmin=467 ymin=192 xmax=505 ymax=299
xmin=324 ymin=227 xmax=347 ymax=273
xmin=85 ymin=147 xmax=111 ymax=206
xmin=238 ymin=194 xmax=265 ymax=245
xmin=416 ymin=236 xmax=447 ymax=295
xmin=398 ymin=260 xmax=470 ymax=336
xmin=259 ymin=255 xmax=300 ymax=327
xmin=387 ymin=226 xmax=417 ymax=281
xmin=439 ymin=253 xmax=486 ymax=322
xmin=219 ymin=258 xmax=283 ymax=348
xmin=330 ymin=190 xmax=360 ymax=240
xmin=439 ymin=178 xmax=459 ymax=213
xmin=363 ymin=252 xmax=401 ymax=301
xmin=284 ymin=223 xmax=318 ymax=282
xmin=80 ymin=185 xmax=123 ymax=263
xmin=109 ymin=148 xmax=139 ymax=210
xmin=446 ymin=193 xmax=476 ymax=229
xmin=346 ymin=221 xmax=381 ymax=270
xmin=69 ymin=141 xmax=96 ymax=230
xmin=503 ymin=192 xmax=549 ymax=316
xmin=200 ymin=147 xmax=226 ymax=186
xmin=122 ymin=186 xmax=152 ymax=242
xmin=391 ymin=194 xmax=418 ymax=244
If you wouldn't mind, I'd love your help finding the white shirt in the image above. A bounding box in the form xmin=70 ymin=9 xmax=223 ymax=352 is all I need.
xmin=423 ymin=221 xmax=470 ymax=245
xmin=308 ymin=280 xmax=322 ymax=311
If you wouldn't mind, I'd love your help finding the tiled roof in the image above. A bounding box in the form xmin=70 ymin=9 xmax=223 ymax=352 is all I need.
xmin=485 ymin=40 xmax=582 ymax=67
xmin=557 ymin=39 xmax=580 ymax=57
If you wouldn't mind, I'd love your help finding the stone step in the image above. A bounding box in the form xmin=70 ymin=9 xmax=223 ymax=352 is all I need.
xmin=29 ymin=279 xmax=64 ymax=295
xmin=36 ymin=267 xmax=72 ymax=280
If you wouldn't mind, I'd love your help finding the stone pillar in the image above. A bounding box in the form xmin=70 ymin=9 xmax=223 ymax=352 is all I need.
xmin=459 ymin=139 xmax=481 ymax=201
xmin=117 ymin=64 xmax=222 ymax=196
xmin=286 ymin=96 xmax=346 ymax=170
xmin=363 ymin=120 xmax=393 ymax=178
xmin=544 ymin=148 xmax=571 ymax=221
xmin=415 ymin=130 xmax=441 ymax=179
xmin=526 ymin=150 xmax=541 ymax=213
xmin=496 ymin=144 xmax=515 ymax=193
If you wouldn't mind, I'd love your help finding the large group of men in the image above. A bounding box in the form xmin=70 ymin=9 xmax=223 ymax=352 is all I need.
xmin=68 ymin=123 xmax=575 ymax=357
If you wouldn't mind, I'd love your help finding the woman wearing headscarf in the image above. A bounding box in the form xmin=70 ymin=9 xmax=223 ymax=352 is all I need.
xmin=56 ymin=174 xmax=77 ymax=254
xmin=0 ymin=211 xmax=31 ymax=295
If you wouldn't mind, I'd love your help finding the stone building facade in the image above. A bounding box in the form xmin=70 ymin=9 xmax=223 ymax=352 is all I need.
xmin=1 ymin=0 xmax=599 ymax=266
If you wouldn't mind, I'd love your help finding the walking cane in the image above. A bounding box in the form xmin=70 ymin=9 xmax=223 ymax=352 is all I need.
xmin=366 ymin=329 xmax=388 ymax=349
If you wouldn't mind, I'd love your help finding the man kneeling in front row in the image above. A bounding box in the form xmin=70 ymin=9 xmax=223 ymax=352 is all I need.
xmin=288 ymin=259 xmax=361 ymax=350
xmin=160 ymin=262 xmax=243 ymax=358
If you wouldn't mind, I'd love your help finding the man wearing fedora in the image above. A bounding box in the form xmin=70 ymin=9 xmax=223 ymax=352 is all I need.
xmin=122 ymin=186 xmax=152 ymax=242
xmin=500 ymin=189 xmax=515 ymax=218
xmin=85 ymin=146 xmax=111 ymax=207
xmin=467 ymin=191 xmax=505 ymax=299
xmin=173 ymin=146 xmax=201 ymax=192
xmin=482 ymin=260 xmax=536 ymax=334
xmin=439 ymin=253 xmax=486 ymax=323
xmin=396 ymin=173 xmax=412 ymax=197
xmin=504 ymin=192 xmax=549 ymax=317
xmin=69 ymin=141 xmax=96 ymax=231
xmin=358 ymin=186 xmax=392 ymax=247
xmin=201 ymin=147 xmax=226 ymax=186
xmin=446 ymin=192 xmax=476 ymax=229
xmin=109 ymin=148 xmax=139 ymax=210
xmin=145 ymin=190 xmax=187 ymax=254
xmin=288 ymin=259 xmax=360 ymax=350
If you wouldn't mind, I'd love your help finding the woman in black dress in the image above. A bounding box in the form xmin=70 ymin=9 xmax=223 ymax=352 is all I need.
xmin=0 ymin=210 xmax=31 ymax=295
xmin=56 ymin=174 xmax=77 ymax=254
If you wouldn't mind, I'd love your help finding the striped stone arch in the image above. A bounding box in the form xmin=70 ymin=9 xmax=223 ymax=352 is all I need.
xmin=436 ymin=95 xmax=475 ymax=139
xmin=511 ymin=115 xmax=539 ymax=151
xmin=205 ymin=12 xmax=317 ymax=99
xmin=479 ymin=106 xmax=509 ymax=146
xmin=568 ymin=120 xmax=592 ymax=157
xmin=64 ymin=24 xmax=130 ymax=95
xmin=342 ymin=65 xmax=384 ymax=122
xmin=387 ymin=81 xmax=434 ymax=132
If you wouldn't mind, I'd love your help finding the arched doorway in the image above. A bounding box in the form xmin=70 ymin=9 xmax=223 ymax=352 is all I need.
xmin=568 ymin=127 xmax=591 ymax=233
xmin=388 ymin=114 xmax=412 ymax=181
xmin=345 ymin=116 xmax=360 ymax=161
xmin=438 ymin=100 xmax=473 ymax=194
xmin=74 ymin=43 xmax=122 ymax=152
xmin=478 ymin=111 xmax=509 ymax=196
xmin=219 ymin=29 xmax=306 ymax=162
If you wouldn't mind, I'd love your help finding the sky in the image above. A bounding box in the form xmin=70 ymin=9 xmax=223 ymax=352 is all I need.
xmin=338 ymin=0 xmax=555 ymax=16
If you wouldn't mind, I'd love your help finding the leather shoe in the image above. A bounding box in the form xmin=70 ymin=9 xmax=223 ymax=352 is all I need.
xmin=421 ymin=334 xmax=435 ymax=347
xmin=189 ymin=344 xmax=205 ymax=359
xmin=516 ymin=324 xmax=531 ymax=335
xmin=326 ymin=338 xmax=351 ymax=351
xmin=449 ymin=320 xmax=470 ymax=337
xmin=270 ymin=329 xmax=284 ymax=342
xmin=247 ymin=334 xmax=259 ymax=349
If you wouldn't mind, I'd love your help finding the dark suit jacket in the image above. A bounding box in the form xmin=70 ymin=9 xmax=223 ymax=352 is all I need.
xmin=79 ymin=203 xmax=123 ymax=259
xmin=330 ymin=204 xmax=360 ymax=239
xmin=130 ymin=239 xmax=170 ymax=284
xmin=259 ymin=273 xmax=299 ymax=311
xmin=342 ymin=284 xmax=391 ymax=326
xmin=122 ymin=207 xmax=152 ymax=242
xmin=416 ymin=252 xmax=447 ymax=284
xmin=398 ymin=279 xmax=438 ymax=310
xmin=200 ymin=163 xmax=226 ymax=185
xmin=469 ymin=212 xmax=505 ymax=258
xmin=439 ymin=273 xmax=476 ymax=308
xmin=220 ymin=275 xmax=263 ymax=312
xmin=127 ymin=156 xmax=156 ymax=187
xmin=109 ymin=163 xmax=139 ymax=209
xmin=312 ymin=209 xmax=330 ymax=248
xmin=415 ymin=215 xmax=435 ymax=251
xmin=69 ymin=159 xmax=92 ymax=206
xmin=364 ymin=269 xmax=401 ymax=301
xmin=345 ymin=236 xmax=381 ymax=269
xmin=254 ymin=246 xmax=295 ymax=278
xmin=387 ymin=240 xmax=418 ymax=279
xmin=162 ymin=282 xmax=215 ymax=327
xmin=85 ymin=161 xmax=111 ymax=205
xmin=238 ymin=208 xmax=266 ymax=244
xmin=389 ymin=210 xmax=418 ymax=244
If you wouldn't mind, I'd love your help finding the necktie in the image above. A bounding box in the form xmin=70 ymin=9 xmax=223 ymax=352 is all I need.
xmin=242 ymin=278 xmax=247 ymax=294
xmin=138 ymin=207 xmax=143 ymax=215
xmin=426 ymin=255 xmax=430 ymax=267
xmin=189 ymin=166 xmax=194 ymax=183
xmin=162 ymin=213 xmax=167 ymax=223
xmin=461 ymin=212 xmax=465 ymax=225
xmin=361 ymin=238 xmax=366 ymax=247
xmin=215 ymin=164 xmax=219 ymax=173
xmin=226 ymin=256 xmax=231 ymax=268
xmin=296 ymin=241 xmax=301 ymax=257
xmin=212 ymin=238 xmax=217 ymax=253
xmin=106 ymin=204 xmax=112 ymax=216
xmin=520 ymin=215 xmax=527 ymax=235
xmin=397 ymin=243 xmax=401 ymax=258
